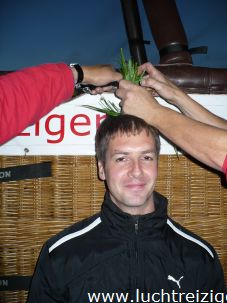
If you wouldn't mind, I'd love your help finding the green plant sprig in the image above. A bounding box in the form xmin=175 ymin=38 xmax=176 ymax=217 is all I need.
xmin=83 ymin=96 xmax=120 ymax=117
xmin=82 ymin=48 xmax=143 ymax=116
xmin=119 ymin=48 xmax=144 ymax=84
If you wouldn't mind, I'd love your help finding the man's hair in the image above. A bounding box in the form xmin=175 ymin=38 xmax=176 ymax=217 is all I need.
xmin=95 ymin=114 xmax=160 ymax=163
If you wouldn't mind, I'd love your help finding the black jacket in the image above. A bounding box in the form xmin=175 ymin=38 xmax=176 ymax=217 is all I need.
xmin=27 ymin=191 xmax=226 ymax=303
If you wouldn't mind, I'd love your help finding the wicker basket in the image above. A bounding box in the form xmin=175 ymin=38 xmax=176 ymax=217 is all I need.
xmin=0 ymin=155 xmax=226 ymax=303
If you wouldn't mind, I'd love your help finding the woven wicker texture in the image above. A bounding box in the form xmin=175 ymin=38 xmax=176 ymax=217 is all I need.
xmin=0 ymin=155 xmax=226 ymax=303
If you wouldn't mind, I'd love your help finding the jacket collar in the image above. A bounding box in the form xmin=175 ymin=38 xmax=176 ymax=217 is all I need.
xmin=101 ymin=191 xmax=168 ymax=238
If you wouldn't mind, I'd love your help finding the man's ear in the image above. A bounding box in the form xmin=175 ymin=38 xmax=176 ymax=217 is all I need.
xmin=98 ymin=161 xmax=106 ymax=181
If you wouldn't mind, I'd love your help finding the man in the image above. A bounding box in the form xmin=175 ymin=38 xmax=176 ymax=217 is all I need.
xmin=0 ymin=63 xmax=121 ymax=145
xmin=27 ymin=115 xmax=225 ymax=302
xmin=116 ymin=63 xmax=227 ymax=181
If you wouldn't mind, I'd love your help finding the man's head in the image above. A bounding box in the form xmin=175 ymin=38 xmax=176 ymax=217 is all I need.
xmin=95 ymin=115 xmax=160 ymax=215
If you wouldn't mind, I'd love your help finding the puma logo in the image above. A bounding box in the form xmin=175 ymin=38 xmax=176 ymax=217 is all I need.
xmin=168 ymin=275 xmax=184 ymax=289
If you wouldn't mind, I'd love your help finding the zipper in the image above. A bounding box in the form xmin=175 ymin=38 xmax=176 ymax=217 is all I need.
xmin=129 ymin=217 xmax=140 ymax=301
xmin=134 ymin=217 xmax=139 ymax=261
xmin=133 ymin=217 xmax=139 ymax=297
xmin=135 ymin=218 xmax=139 ymax=235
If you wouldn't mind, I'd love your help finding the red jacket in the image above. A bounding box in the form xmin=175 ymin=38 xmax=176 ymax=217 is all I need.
xmin=0 ymin=63 xmax=74 ymax=145
xmin=223 ymin=155 xmax=227 ymax=181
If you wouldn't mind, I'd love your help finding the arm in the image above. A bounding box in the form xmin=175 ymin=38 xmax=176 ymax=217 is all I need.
xmin=116 ymin=80 xmax=227 ymax=172
xmin=139 ymin=62 xmax=227 ymax=130
xmin=0 ymin=63 xmax=121 ymax=145
xmin=0 ymin=63 xmax=74 ymax=145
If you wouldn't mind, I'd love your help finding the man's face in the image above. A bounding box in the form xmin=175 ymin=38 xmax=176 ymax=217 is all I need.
xmin=98 ymin=130 xmax=158 ymax=215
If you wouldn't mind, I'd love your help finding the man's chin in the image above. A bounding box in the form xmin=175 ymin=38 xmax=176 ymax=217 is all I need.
xmin=123 ymin=195 xmax=147 ymax=207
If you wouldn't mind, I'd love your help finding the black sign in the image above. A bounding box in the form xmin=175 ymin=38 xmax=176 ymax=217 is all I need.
xmin=0 ymin=162 xmax=52 ymax=182
xmin=0 ymin=275 xmax=31 ymax=291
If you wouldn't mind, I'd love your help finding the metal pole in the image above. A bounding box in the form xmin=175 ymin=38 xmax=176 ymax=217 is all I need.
xmin=120 ymin=0 xmax=149 ymax=65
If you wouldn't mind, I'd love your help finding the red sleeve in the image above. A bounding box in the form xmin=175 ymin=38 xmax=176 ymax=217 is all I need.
xmin=222 ymin=155 xmax=227 ymax=181
xmin=0 ymin=63 xmax=74 ymax=145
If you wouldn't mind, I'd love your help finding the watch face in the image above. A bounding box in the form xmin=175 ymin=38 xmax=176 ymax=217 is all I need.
xmin=69 ymin=63 xmax=78 ymax=67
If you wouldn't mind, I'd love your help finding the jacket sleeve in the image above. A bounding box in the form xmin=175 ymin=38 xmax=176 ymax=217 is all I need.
xmin=196 ymin=250 xmax=226 ymax=293
xmin=0 ymin=63 xmax=74 ymax=145
xmin=27 ymin=243 xmax=66 ymax=303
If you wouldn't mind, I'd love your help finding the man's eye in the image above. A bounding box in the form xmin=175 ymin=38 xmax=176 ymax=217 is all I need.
xmin=116 ymin=157 xmax=126 ymax=162
xmin=143 ymin=155 xmax=153 ymax=161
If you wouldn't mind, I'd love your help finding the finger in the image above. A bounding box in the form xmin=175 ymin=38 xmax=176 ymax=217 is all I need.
xmin=90 ymin=87 xmax=102 ymax=95
xmin=118 ymin=79 xmax=136 ymax=89
xmin=113 ymin=72 xmax=123 ymax=82
xmin=115 ymin=88 xmax=124 ymax=99
xmin=90 ymin=84 xmax=117 ymax=95
xmin=145 ymin=87 xmax=158 ymax=96
xmin=138 ymin=62 xmax=154 ymax=75
xmin=119 ymin=101 xmax=125 ymax=114
xmin=100 ymin=85 xmax=116 ymax=92
xmin=141 ymin=77 xmax=161 ymax=92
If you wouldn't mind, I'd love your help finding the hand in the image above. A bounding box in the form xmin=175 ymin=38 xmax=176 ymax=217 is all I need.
xmin=116 ymin=80 xmax=161 ymax=123
xmin=82 ymin=64 xmax=122 ymax=88
xmin=139 ymin=62 xmax=184 ymax=106
xmin=89 ymin=83 xmax=119 ymax=95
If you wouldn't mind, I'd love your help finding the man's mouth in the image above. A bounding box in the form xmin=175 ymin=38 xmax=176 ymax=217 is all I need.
xmin=125 ymin=183 xmax=145 ymax=190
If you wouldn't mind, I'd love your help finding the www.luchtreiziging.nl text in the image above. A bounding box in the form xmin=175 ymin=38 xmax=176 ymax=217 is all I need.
xmin=87 ymin=289 xmax=227 ymax=303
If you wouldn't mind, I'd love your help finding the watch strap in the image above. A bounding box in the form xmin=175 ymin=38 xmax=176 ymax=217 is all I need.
xmin=69 ymin=63 xmax=84 ymax=85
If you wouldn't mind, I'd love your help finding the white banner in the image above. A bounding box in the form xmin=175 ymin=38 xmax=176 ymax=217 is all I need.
xmin=0 ymin=93 xmax=226 ymax=155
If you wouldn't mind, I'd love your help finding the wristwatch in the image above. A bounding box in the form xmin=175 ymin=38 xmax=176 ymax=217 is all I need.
xmin=69 ymin=63 xmax=84 ymax=87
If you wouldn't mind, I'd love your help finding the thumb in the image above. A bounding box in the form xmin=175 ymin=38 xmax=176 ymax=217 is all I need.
xmin=116 ymin=80 xmax=136 ymax=99
xmin=118 ymin=79 xmax=136 ymax=89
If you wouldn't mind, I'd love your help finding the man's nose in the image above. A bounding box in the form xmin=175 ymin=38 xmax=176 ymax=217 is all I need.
xmin=128 ymin=159 xmax=143 ymax=178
